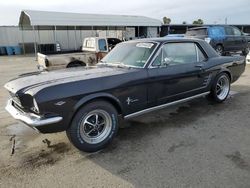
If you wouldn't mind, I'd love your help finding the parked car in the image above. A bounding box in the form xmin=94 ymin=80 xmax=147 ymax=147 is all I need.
xmin=246 ymin=52 xmax=250 ymax=64
xmin=5 ymin=38 xmax=245 ymax=152
xmin=186 ymin=25 xmax=249 ymax=56
xmin=37 ymin=37 xmax=122 ymax=71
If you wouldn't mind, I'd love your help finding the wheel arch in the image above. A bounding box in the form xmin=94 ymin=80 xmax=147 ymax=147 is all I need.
xmin=216 ymin=43 xmax=224 ymax=49
xmin=68 ymin=93 xmax=123 ymax=129
xmin=66 ymin=60 xmax=86 ymax=68
xmin=217 ymin=69 xmax=232 ymax=82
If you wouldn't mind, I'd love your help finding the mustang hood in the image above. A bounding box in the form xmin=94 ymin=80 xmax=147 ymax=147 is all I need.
xmin=4 ymin=66 xmax=135 ymax=95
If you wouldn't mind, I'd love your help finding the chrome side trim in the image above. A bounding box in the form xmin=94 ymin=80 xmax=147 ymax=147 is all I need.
xmin=5 ymin=99 xmax=63 ymax=127
xmin=124 ymin=92 xmax=210 ymax=119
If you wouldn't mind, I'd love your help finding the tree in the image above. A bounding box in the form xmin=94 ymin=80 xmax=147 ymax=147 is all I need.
xmin=193 ymin=19 xmax=204 ymax=25
xmin=182 ymin=21 xmax=187 ymax=24
xmin=163 ymin=17 xmax=171 ymax=24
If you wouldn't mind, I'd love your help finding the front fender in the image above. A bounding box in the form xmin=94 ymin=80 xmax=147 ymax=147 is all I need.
xmin=72 ymin=92 xmax=123 ymax=117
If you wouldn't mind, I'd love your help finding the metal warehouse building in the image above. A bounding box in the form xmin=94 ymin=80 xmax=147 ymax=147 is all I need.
xmin=0 ymin=10 xmax=162 ymax=54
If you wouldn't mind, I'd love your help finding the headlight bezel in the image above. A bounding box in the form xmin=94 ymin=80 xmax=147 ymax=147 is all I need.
xmin=31 ymin=98 xmax=40 ymax=113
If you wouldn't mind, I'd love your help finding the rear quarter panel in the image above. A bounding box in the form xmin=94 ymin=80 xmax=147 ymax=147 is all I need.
xmin=205 ymin=56 xmax=245 ymax=86
xmin=199 ymin=40 xmax=245 ymax=83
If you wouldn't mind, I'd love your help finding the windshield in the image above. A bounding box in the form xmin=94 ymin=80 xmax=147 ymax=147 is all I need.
xmin=101 ymin=41 xmax=157 ymax=68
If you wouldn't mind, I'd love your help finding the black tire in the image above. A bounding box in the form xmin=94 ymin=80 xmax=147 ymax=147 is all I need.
xmin=66 ymin=100 xmax=118 ymax=152
xmin=242 ymin=47 xmax=249 ymax=56
xmin=208 ymin=73 xmax=231 ymax=103
xmin=215 ymin=44 xmax=224 ymax=56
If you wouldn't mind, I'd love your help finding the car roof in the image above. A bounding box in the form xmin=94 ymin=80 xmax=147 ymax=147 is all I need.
xmin=188 ymin=25 xmax=231 ymax=31
xmin=129 ymin=37 xmax=205 ymax=44
xmin=187 ymin=26 xmax=209 ymax=30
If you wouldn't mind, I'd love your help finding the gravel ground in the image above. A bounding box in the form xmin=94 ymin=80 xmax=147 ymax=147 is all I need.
xmin=0 ymin=55 xmax=250 ymax=188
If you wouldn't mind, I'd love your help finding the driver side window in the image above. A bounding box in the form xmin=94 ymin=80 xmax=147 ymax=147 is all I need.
xmin=152 ymin=42 xmax=206 ymax=67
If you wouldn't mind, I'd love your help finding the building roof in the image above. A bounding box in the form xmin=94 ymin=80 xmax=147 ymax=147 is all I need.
xmin=19 ymin=10 xmax=162 ymax=27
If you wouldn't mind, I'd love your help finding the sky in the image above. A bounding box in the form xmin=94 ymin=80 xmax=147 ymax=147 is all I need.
xmin=0 ymin=0 xmax=249 ymax=25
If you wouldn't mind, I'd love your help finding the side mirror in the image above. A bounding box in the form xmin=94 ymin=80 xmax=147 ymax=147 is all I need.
xmin=162 ymin=57 xmax=171 ymax=66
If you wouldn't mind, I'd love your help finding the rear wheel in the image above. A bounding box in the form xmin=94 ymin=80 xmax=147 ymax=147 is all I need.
xmin=66 ymin=101 xmax=118 ymax=152
xmin=67 ymin=60 xmax=86 ymax=68
xmin=209 ymin=73 xmax=230 ymax=103
xmin=215 ymin=45 xmax=224 ymax=56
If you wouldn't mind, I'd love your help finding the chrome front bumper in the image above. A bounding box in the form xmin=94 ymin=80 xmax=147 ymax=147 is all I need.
xmin=5 ymin=99 xmax=63 ymax=127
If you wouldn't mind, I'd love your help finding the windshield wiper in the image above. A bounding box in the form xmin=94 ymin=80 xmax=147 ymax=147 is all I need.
xmin=99 ymin=61 xmax=134 ymax=69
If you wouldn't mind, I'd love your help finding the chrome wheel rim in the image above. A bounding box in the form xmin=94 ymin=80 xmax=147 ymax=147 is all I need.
xmin=216 ymin=46 xmax=223 ymax=56
xmin=216 ymin=75 xmax=230 ymax=100
xmin=79 ymin=110 xmax=112 ymax=144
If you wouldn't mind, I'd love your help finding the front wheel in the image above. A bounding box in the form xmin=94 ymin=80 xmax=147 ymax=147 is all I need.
xmin=209 ymin=73 xmax=231 ymax=103
xmin=66 ymin=101 xmax=118 ymax=152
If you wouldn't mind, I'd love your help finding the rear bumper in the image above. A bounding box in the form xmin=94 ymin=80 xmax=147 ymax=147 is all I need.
xmin=5 ymin=99 xmax=63 ymax=132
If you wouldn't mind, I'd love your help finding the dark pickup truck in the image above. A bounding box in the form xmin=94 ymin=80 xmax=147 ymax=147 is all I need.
xmin=5 ymin=38 xmax=245 ymax=152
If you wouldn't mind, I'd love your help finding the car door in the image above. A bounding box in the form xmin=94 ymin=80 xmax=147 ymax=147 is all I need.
xmin=224 ymin=26 xmax=236 ymax=51
xmin=232 ymin=27 xmax=246 ymax=51
xmin=147 ymin=42 xmax=210 ymax=106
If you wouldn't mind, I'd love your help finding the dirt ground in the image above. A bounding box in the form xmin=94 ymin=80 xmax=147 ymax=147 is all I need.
xmin=0 ymin=55 xmax=250 ymax=188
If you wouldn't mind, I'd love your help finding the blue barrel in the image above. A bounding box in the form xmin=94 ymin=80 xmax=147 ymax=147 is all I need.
xmin=13 ymin=46 xmax=21 ymax=55
xmin=0 ymin=47 xmax=7 ymax=55
xmin=6 ymin=46 xmax=14 ymax=55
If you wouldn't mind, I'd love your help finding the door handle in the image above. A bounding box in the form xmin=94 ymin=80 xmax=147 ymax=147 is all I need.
xmin=195 ymin=64 xmax=204 ymax=77
xmin=195 ymin=64 xmax=204 ymax=69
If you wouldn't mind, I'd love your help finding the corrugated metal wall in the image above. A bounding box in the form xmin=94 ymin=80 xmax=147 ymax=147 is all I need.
xmin=0 ymin=26 xmax=22 ymax=46
xmin=0 ymin=26 xmax=159 ymax=53
xmin=0 ymin=26 xmax=127 ymax=52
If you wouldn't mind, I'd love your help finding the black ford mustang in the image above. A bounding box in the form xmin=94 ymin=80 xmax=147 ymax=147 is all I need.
xmin=5 ymin=38 xmax=245 ymax=152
